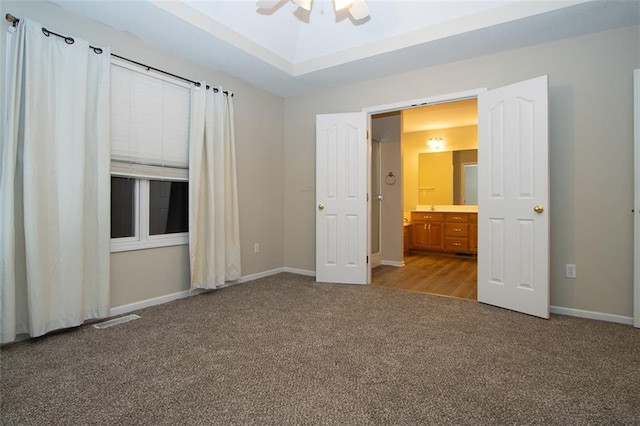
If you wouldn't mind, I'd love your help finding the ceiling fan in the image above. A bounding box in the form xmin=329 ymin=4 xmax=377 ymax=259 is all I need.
xmin=257 ymin=0 xmax=370 ymax=21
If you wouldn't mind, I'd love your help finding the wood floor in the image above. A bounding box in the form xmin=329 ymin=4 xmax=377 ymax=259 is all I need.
xmin=372 ymin=252 xmax=477 ymax=300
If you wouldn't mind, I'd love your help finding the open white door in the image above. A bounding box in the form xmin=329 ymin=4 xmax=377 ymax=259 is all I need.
xmin=634 ymin=69 xmax=639 ymax=328
xmin=478 ymin=76 xmax=550 ymax=318
xmin=316 ymin=113 xmax=368 ymax=284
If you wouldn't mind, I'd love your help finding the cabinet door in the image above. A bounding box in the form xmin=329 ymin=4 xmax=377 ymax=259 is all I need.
xmin=426 ymin=222 xmax=445 ymax=250
xmin=412 ymin=223 xmax=427 ymax=248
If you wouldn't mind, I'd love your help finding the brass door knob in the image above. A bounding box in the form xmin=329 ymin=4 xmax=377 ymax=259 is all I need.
xmin=533 ymin=205 xmax=544 ymax=214
xmin=318 ymin=204 xmax=325 ymax=211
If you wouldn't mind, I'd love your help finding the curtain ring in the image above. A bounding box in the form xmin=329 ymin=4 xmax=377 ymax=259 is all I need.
xmin=385 ymin=172 xmax=396 ymax=185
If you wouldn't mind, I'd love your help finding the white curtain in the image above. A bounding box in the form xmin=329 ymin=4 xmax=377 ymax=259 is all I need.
xmin=188 ymin=85 xmax=241 ymax=289
xmin=0 ymin=19 xmax=111 ymax=343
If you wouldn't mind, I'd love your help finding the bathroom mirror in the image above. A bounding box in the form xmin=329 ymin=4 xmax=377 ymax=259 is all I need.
xmin=418 ymin=149 xmax=477 ymax=205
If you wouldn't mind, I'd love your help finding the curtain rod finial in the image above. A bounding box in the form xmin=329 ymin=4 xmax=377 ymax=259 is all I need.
xmin=6 ymin=13 xmax=19 ymax=27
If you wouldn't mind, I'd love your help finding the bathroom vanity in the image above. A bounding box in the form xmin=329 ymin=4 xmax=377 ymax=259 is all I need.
xmin=409 ymin=208 xmax=477 ymax=255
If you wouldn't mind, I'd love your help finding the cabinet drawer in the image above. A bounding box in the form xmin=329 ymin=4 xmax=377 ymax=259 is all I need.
xmin=411 ymin=212 xmax=444 ymax=222
xmin=445 ymin=223 xmax=468 ymax=237
xmin=468 ymin=214 xmax=477 ymax=223
xmin=445 ymin=237 xmax=469 ymax=252
xmin=444 ymin=213 xmax=468 ymax=223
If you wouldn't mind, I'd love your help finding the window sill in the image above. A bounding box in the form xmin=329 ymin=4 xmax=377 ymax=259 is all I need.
xmin=111 ymin=234 xmax=189 ymax=253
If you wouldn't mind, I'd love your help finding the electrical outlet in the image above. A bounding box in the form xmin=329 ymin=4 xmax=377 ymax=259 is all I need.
xmin=254 ymin=243 xmax=260 ymax=254
xmin=566 ymin=264 xmax=576 ymax=279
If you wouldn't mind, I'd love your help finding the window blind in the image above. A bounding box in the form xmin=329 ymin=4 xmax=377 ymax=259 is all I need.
xmin=110 ymin=60 xmax=190 ymax=181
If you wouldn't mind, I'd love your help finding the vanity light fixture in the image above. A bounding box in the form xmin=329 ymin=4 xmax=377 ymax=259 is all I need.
xmin=258 ymin=0 xmax=370 ymax=21
xmin=427 ymin=137 xmax=444 ymax=150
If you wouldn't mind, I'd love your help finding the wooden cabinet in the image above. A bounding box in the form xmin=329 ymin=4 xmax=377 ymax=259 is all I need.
xmin=444 ymin=213 xmax=469 ymax=253
xmin=469 ymin=214 xmax=478 ymax=254
xmin=410 ymin=212 xmax=444 ymax=251
xmin=411 ymin=211 xmax=477 ymax=255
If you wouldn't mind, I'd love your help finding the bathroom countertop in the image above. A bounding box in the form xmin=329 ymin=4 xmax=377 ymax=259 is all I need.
xmin=413 ymin=205 xmax=478 ymax=213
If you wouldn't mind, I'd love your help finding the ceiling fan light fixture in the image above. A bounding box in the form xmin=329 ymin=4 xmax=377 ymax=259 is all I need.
xmin=333 ymin=0 xmax=353 ymax=12
xmin=348 ymin=0 xmax=370 ymax=20
xmin=256 ymin=0 xmax=281 ymax=9
xmin=292 ymin=0 xmax=313 ymax=11
xmin=258 ymin=0 xmax=370 ymax=21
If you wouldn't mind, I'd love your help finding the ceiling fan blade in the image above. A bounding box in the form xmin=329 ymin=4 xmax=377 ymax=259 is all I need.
xmin=349 ymin=0 xmax=370 ymax=20
xmin=291 ymin=0 xmax=313 ymax=11
xmin=256 ymin=0 xmax=281 ymax=9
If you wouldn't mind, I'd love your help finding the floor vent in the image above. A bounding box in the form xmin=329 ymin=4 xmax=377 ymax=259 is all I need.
xmin=92 ymin=314 xmax=140 ymax=329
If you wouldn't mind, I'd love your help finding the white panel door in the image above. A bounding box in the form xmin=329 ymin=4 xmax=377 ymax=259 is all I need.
xmin=634 ymin=69 xmax=639 ymax=328
xmin=316 ymin=113 xmax=368 ymax=284
xmin=478 ymin=76 xmax=550 ymax=318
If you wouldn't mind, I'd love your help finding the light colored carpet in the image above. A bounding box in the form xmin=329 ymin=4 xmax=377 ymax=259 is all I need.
xmin=1 ymin=273 xmax=639 ymax=425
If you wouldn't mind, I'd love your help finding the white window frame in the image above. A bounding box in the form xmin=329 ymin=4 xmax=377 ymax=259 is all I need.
xmin=110 ymin=178 xmax=189 ymax=252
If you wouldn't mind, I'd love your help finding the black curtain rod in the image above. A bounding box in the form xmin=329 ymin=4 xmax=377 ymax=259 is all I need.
xmin=5 ymin=13 xmax=233 ymax=96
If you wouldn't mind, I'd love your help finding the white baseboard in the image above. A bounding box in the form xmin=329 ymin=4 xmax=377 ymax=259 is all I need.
xmin=381 ymin=260 xmax=405 ymax=267
xmin=550 ymin=305 xmax=633 ymax=325
xmin=234 ymin=267 xmax=286 ymax=283
xmin=109 ymin=289 xmax=197 ymax=317
xmin=282 ymin=267 xmax=316 ymax=277
xmin=109 ymin=267 xmax=287 ymax=317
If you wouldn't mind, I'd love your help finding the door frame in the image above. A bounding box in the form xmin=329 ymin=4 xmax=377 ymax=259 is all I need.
xmin=363 ymin=88 xmax=487 ymax=278
xmin=370 ymin=137 xmax=383 ymax=268
xmin=634 ymin=69 xmax=639 ymax=328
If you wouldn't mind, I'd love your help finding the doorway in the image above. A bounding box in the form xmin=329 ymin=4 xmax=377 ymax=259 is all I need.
xmin=370 ymin=98 xmax=479 ymax=301
xmin=317 ymin=77 xmax=550 ymax=318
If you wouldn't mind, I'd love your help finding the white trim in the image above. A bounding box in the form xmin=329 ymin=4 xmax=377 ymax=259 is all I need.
xmin=283 ymin=267 xmax=316 ymax=277
xmin=109 ymin=289 xmax=200 ymax=317
xmin=234 ymin=267 xmax=287 ymax=283
xmin=550 ymin=306 xmax=633 ymax=326
xmin=110 ymin=235 xmax=189 ymax=252
xmin=381 ymin=260 xmax=405 ymax=267
xmin=362 ymin=88 xmax=487 ymax=114
xmin=108 ymin=267 xmax=291 ymax=317
xmin=634 ymin=69 xmax=639 ymax=328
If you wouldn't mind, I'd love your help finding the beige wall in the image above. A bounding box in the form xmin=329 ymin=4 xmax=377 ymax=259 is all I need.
xmin=2 ymin=1 xmax=285 ymax=308
xmin=284 ymin=25 xmax=640 ymax=317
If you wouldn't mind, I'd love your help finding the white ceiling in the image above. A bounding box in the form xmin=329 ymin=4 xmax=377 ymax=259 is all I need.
xmin=50 ymin=0 xmax=640 ymax=97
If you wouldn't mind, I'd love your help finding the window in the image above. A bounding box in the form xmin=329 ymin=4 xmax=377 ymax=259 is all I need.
xmin=110 ymin=59 xmax=191 ymax=252
xmin=149 ymin=180 xmax=188 ymax=235
xmin=110 ymin=177 xmax=189 ymax=252
xmin=111 ymin=177 xmax=135 ymax=239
